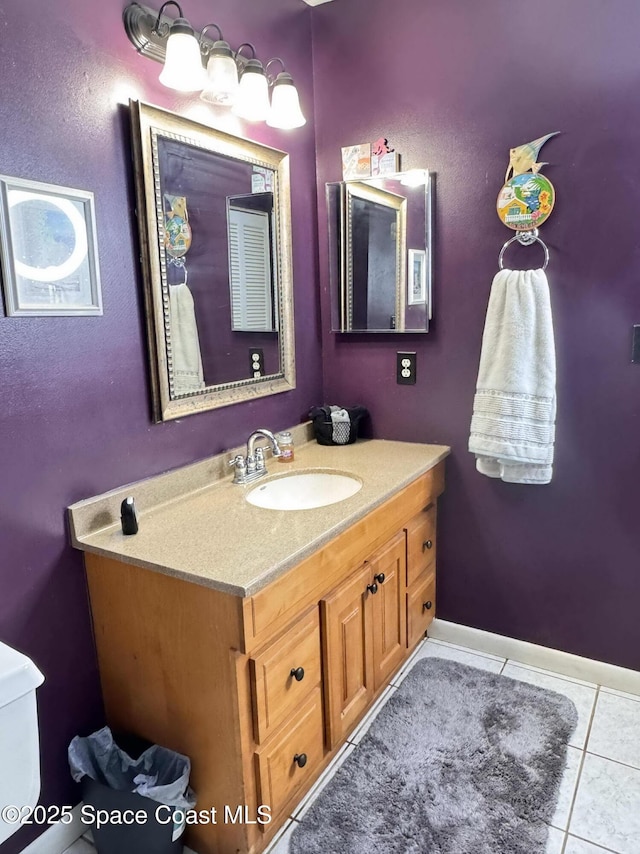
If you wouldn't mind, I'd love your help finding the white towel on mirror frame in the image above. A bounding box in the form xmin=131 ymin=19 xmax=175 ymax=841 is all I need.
xmin=168 ymin=282 xmax=205 ymax=395
xmin=468 ymin=268 xmax=556 ymax=484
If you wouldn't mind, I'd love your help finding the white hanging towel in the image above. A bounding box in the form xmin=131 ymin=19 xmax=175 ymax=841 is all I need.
xmin=168 ymin=282 xmax=205 ymax=395
xmin=468 ymin=269 xmax=556 ymax=484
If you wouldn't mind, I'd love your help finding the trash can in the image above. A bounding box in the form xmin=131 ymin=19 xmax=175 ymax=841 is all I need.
xmin=68 ymin=727 xmax=196 ymax=854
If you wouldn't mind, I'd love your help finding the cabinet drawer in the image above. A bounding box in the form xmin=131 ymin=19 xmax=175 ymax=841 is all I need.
xmin=405 ymin=505 xmax=437 ymax=587
xmin=407 ymin=570 xmax=436 ymax=648
xmin=250 ymin=608 xmax=321 ymax=745
xmin=254 ymin=687 xmax=324 ymax=821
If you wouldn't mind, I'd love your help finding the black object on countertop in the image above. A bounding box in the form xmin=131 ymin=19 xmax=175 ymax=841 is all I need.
xmin=309 ymin=405 xmax=369 ymax=446
xmin=120 ymin=496 xmax=139 ymax=535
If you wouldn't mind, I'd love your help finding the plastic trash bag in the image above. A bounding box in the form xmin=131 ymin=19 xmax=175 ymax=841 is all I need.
xmin=68 ymin=726 xmax=196 ymax=810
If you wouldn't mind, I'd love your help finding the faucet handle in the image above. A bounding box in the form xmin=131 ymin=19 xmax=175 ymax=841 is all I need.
xmin=229 ymin=454 xmax=247 ymax=484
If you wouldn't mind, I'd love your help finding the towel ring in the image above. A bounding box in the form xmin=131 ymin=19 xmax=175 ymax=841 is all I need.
xmin=498 ymin=229 xmax=549 ymax=271
xmin=168 ymin=255 xmax=188 ymax=286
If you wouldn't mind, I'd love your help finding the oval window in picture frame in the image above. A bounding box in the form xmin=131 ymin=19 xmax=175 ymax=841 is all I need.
xmin=129 ymin=100 xmax=295 ymax=422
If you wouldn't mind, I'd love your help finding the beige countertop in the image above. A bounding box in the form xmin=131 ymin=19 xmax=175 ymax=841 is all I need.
xmin=69 ymin=435 xmax=449 ymax=597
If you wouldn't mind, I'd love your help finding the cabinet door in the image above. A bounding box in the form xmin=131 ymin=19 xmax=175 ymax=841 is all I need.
xmin=369 ymin=531 xmax=407 ymax=691
xmin=321 ymin=562 xmax=375 ymax=748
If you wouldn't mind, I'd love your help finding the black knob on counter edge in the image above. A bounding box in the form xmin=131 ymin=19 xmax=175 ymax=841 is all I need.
xmin=367 ymin=582 xmax=378 ymax=595
xmin=290 ymin=667 xmax=305 ymax=682
xmin=423 ymin=600 xmax=433 ymax=611
xmin=374 ymin=573 xmax=385 ymax=584
xmin=422 ymin=540 xmax=433 ymax=551
xmin=293 ymin=753 xmax=307 ymax=768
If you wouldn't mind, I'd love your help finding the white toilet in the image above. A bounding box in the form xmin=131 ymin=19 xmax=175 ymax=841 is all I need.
xmin=0 ymin=639 xmax=45 ymax=845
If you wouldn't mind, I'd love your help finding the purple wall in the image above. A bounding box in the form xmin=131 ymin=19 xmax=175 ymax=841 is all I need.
xmin=312 ymin=1 xmax=640 ymax=670
xmin=4 ymin=1 xmax=640 ymax=849
xmin=0 ymin=1 xmax=319 ymax=850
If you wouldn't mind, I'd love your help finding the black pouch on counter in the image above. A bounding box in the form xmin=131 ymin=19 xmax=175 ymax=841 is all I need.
xmin=309 ymin=405 xmax=369 ymax=446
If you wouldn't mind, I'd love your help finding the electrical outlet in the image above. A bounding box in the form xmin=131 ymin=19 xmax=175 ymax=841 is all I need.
xmin=249 ymin=348 xmax=264 ymax=378
xmin=632 ymin=326 xmax=640 ymax=364
xmin=397 ymin=351 xmax=417 ymax=385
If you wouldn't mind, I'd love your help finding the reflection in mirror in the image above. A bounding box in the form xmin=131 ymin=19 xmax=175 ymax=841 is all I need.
xmin=327 ymin=171 xmax=432 ymax=333
xmin=130 ymin=101 xmax=295 ymax=421
xmin=227 ymin=192 xmax=278 ymax=334
xmin=346 ymin=182 xmax=406 ymax=331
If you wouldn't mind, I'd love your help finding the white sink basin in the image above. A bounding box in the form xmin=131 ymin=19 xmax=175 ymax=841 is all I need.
xmin=246 ymin=471 xmax=362 ymax=511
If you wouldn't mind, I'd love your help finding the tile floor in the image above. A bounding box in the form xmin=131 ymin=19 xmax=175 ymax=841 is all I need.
xmin=63 ymin=638 xmax=640 ymax=854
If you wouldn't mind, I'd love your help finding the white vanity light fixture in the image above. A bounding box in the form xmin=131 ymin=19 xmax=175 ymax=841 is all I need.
xmin=199 ymin=24 xmax=239 ymax=105
xmin=123 ymin=3 xmax=305 ymax=128
xmin=233 ymin=49 xmax=271 ymax=122
xmin=266 ymin=59 xmax=306 ymax=129
xmin=154 ymin=1 xmax=206 ymax=91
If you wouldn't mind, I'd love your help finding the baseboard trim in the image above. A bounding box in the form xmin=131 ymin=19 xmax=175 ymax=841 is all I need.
xmin=19 ymin=804 xmax=84 ymax=854
xmin=429 ymin=619 xmax=640 ymax=695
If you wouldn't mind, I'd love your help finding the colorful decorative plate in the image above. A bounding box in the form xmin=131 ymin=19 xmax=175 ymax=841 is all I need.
xmin=496 ymin=173 xmax=555 ymax=231
xmin=164 ymin=194 xmax=192 ymax=258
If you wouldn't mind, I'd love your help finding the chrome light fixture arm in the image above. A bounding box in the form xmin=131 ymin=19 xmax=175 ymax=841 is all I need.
xmin=124 ymin=2 xmax=223 ymax=64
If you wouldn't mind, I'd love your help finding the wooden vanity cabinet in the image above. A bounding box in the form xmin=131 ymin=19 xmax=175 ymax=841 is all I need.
xmin=84 ymin=461 xmax=444 ymax=854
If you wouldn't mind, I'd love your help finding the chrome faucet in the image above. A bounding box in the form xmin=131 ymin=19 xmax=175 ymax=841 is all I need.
xmin=229 ymin=428 xmax=283 ymax=484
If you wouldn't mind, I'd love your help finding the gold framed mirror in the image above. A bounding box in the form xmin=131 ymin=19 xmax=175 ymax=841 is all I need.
xmin=130 ymin=100 xmax=295 ymax=421
xmin=344 ymin=181 xmax=407 ymax=331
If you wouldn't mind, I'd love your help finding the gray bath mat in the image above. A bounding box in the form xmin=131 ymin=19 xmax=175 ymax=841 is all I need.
xmin=289 ymin=657 xmax=577 ymax=854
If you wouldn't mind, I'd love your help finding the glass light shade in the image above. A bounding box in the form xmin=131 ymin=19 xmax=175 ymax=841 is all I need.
xmin=400 ymin=169 xmax=429 ymax=187
xmin=267 ymin=73 xmax=306 ymax=129
xmin=200 ymin=45 xmax=239 ymax=105
xmin=232 ymin=60 xmax=270 ymax=122
xmin=159 ymin=20 xmax=206 ymax=92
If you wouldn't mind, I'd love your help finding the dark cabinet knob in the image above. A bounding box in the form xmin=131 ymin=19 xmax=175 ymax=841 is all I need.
xmin=290 ymin=667 xmax=305 ymax=682
xmin=423 ymin=600 xmax=433 ymax=611
xmin=293 ymin=753 xmax=307 ymax=768
xmin=367 ymin=582 xmax=378 ymax=595
xmin=373 ymin=573 xmax=385 ymax=585
xmin=422 ymin=540 xmax=433 ymax=551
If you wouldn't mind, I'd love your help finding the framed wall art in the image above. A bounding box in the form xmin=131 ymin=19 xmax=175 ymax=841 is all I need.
xmin=0 ymin=175 xmax=102 ymax=316
xmin=408 ymin=248 xmax=427 ymax=306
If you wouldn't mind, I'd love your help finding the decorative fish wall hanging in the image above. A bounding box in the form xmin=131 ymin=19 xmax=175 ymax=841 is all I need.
xmin=497 ymin=132 xmax=559 ymax=232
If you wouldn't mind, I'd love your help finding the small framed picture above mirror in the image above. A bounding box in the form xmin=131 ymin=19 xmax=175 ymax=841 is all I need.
xmin=326 ymin=171 xmax=433 ymax=333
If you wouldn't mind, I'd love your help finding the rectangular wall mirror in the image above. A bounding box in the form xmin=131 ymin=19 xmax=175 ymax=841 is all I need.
xmin=326 ymin=171 xmax=433 ymax=333
xmin=130 ymin=101 xmax=295 ymax=421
